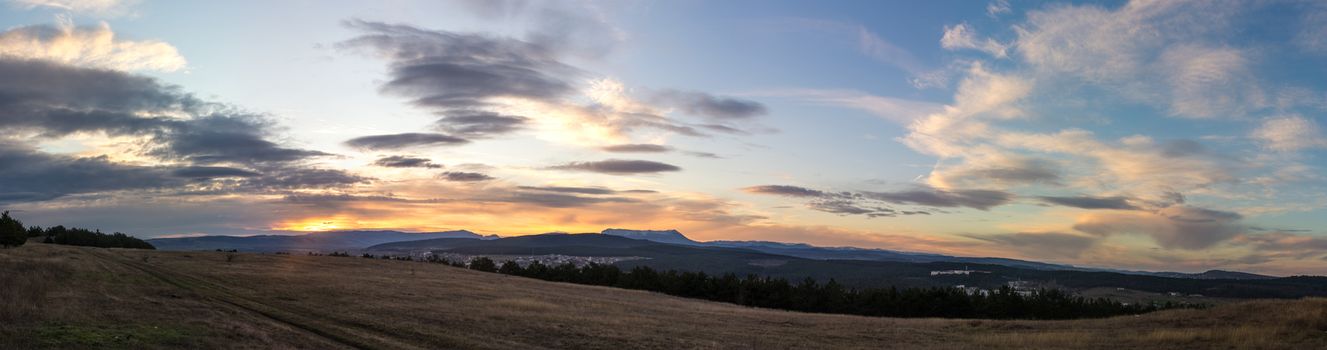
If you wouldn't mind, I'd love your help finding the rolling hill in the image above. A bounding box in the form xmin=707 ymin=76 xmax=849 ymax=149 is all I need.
xmin=366 ymin=232 xmax=1327 ymax=299
xmin=2 ymin=243 xmax=1323 ymax=349
xmin=146 ymin=230 xmax=494 ymax=252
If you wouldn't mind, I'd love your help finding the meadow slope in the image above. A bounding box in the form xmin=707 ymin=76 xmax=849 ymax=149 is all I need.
xmin=2 ymin=244 xmax=1324 ymax=349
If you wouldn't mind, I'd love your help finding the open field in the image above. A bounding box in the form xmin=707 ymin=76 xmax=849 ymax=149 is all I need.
xmin=2 ymin=244 xmax=1325 ymax=349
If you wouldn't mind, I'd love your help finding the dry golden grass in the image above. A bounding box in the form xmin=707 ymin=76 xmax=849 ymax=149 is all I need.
xmin=1 ymin=243 xmax=1324 ymax=349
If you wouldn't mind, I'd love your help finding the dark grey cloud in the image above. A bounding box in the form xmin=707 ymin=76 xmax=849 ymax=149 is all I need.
xmin=236 ymin=168 xmax=370 ymax=191
xmin=0 ymin=58 xmax=364 ymax=203
xmin=653 ymin=90 xmax=768 ymax=120
xmin=808 ymin=198 xmax=897 ymax=218
xmin=548 ymin=159 xmax=681 ymax=174
xmin=602 ymin=144 xmax=672 ymax=153
xmin=864 ymin=187 xmax=1013 ymax=210
xmin=741 ymin=185 xmax=827 ymax=198
xmin=517 ymin=186 xmax=617 ymax=195
xmin=372 ymin=155 xmax=442 ymax=168
xmin=0 ymin=58 xmax=195 ymax=137
xmin=0 ymin=59 xmax=333 ymax=167
xmin=172 ymin=166 xmax=260 ymax=179
xmin=439 ymin=171 xmax=495 ymax=182
xmin=339 ymin=20 xmax=577 ymax=110
xmin=0 ymin=142 xmax=178 ymax=203
xmin=964 ymin=232 xmax=1098 ymax=259
xmin=344 ymin=133 xmax=469 ymax=150
xmin=1039 ymin=195 xmax=1139 ymax=210
xmin=159 ymin=114 xmax=334 ymax=164
xmin=340 ymin=20 xmax=766 ymax=143
xmin=436 ymin=111 xmax=528 ymax=138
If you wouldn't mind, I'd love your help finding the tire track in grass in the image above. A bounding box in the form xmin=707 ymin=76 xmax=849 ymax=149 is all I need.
xmin=89 ymin=249 xmax=417 ymax=350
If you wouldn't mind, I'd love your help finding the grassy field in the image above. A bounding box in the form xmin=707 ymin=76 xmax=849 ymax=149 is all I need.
xmin=2 ymin=243 xmax=1324 ymax=349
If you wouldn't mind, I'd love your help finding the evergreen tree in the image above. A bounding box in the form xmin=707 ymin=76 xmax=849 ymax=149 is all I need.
xmin=27 ymin=225 xmax=44 ymax=238
xmin=468 ymin=257 xmax=497 ymax=272
xmin=498 ymin=261 xmax=523 ymax=275
xmin=447 ymin=259 xmax=1193 ymax=320
xmin=0 ymin=211 xmax=27 ymax=248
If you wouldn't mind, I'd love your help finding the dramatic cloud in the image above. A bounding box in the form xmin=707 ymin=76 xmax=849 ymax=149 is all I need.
xmin=439 ymin=171 xmax=494 ymax=182
xmin=171 ymin=166 xmax=260 ymax=179
xmin=1073 ymin=205 xmax=1244 ymax=250
xmin=0 ymin=141 xmax=177 ymax=202
xmin=0 ymin=21 xmax=185 ymax=72
xmin=807 ymin=197 xmax=898 ymax=218
xmin=160 ymin=115 xmax=335 ymax=165
xmin=0 ymin=57 xmax=363 ymax=203
xmin=864 ymin=186 xmax=1013 ymax=210
xmin=339 ymin=19 xmax=576 ymax=110
xmin=435 ymin=111 xmax=528 ymax=138
xmin=1039 ymin=195 xmax=1138 ymax=210
xmin=340 ymin=20 xmax=759 ymax=144
xmin=0 ymin=58 xmax=334 ymax=167
xmin=372 ymin=156 xmax=442 ymax=168
xmin=549 ymin=159 xmax=681 ymax=174
xmin=240 ymin=168 xmax=368 ymax=191
xmin=652 ymin=90 xmax=768 ymax=120
xmin=965 ymin=232 xmax=1097 ymax=259
xmin=344 ymin=133 xmax=468 ymax=150
xmin=602 ymin=144 xmax=672 ymax=153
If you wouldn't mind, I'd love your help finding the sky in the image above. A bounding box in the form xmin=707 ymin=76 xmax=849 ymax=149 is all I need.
xmin=2 ymin=0 xmax=1326 ymax=275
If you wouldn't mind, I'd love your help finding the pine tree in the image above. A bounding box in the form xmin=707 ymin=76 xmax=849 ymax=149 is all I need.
xmin=0 ymin=211 xmax=27 ymax=248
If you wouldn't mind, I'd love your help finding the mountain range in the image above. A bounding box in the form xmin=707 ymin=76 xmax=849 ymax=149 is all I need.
xmin=147 ymin=230 xmax=494 ymax=252
xmin=148 ymin=228 xmax=1275 ymax=282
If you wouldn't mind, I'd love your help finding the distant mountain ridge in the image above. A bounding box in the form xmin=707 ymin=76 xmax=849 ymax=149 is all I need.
xmin=602 ymin=229 xmax=701 ymax=246
xmin=1150 ymin=269 xmax=1275 ymax=280
xmin=361 ymin=232 xmax=1321 ymax=298
xmin=597 ymin=229 xmax=1275 ymax=279
xmin=148 ymin=230 xmax=494 ymax=252
xmin=149 ymin=227 xmax=1275 ymax=280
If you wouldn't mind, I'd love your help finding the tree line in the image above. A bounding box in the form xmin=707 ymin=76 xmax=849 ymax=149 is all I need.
xmin=0 ymin=211 xmax=154 ymax=250
xmin=343 ymin=252 xmax=1201 ymax=320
